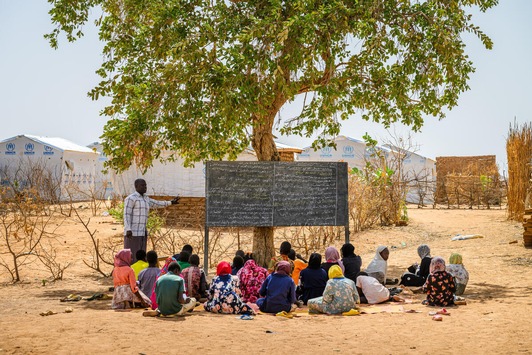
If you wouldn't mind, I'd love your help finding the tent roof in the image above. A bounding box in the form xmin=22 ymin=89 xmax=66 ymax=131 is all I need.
xmin=0 ymin=134 xmax=97 ymax=154
xmin=301 ymin=135 xmax=393 ymax=152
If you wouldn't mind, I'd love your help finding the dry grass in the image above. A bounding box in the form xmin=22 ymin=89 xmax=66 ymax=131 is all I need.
xmin=506 ymin=121 xmax=532 ymax=221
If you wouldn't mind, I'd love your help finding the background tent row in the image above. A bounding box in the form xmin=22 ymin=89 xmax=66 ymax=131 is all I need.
xmin=1 ymin=134 xmax=435 ymax=203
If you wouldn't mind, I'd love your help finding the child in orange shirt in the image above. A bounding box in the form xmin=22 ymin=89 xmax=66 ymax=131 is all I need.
xmin=111 ymin=249 xmax=150 ymax=309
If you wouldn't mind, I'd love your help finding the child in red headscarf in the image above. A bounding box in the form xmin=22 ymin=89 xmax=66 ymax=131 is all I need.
xmin=203 ymin=261 xmax=254 ymax=314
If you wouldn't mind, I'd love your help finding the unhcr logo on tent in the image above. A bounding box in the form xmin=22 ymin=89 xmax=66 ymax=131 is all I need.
xmin=342 ymin=145 xmax=355 ymax=158
xmin=24 ymin=143 xmax=35 ymax=155
xmin=43 ymin=145 xmax=54 ymax=155
xmin=5 ymin=143 xmax=16 ymax=155
xmin=320 ymin=146 xmax=333 ymax=157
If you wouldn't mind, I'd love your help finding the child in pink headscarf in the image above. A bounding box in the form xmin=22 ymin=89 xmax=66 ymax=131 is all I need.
xmin=111 ymin=249 xmax=150 ymax=309
xmin=423 ymin=256 xmax=456 ymax=307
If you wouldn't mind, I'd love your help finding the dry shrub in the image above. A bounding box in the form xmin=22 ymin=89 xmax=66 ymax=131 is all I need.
xmin=507 ymin=121 xmax=532 ymax=220
xmin=276 ymin=226 xmax=343 ymax=258
xmin=0 ymin=187 xmax=67 ymax=282
xmin=152 ymin=226 xmax=253 ymax=269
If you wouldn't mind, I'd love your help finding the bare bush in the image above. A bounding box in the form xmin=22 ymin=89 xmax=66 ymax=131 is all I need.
xmin=0 ymin=187 xmax=64 ymax=282
xmin=36 ymin=240 xmax=71 ymax=281
xmin=72 ymin=206 xmax=117 ymax=277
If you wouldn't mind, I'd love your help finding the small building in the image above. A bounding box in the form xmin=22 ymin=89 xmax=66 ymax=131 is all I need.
xmin=0 ymin=134 xmax=98 ymax=201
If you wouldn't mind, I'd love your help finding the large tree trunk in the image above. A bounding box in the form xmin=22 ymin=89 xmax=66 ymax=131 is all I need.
xmin=251 ymin=112 xmax=280 ymax=267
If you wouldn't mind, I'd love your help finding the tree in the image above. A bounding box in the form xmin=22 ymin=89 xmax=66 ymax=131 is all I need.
xmin=47 ymin=0 xmax=497 ymax=265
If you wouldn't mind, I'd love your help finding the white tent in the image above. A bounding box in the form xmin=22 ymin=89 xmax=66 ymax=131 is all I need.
xmin=297 ymin=135 xmax=436 ymax=204
xmin=0 ymin=134 xmax=98 ymax=201
xmin=297 ymin=135 xmax=393 ymax=167
xmin=91 ymin=142 xmax=303 ymax=197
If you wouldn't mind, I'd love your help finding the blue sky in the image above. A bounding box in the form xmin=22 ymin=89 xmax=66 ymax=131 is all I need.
xmin=1 ymin=0 xmax=530 ymax=173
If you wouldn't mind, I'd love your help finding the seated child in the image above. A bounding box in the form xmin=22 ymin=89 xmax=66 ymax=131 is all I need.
xmin=341 ymin=243 xmax=362 ymax=282
xmin=237 ymin=257 xmax=268 ymax=303
xmin=231 ymin=255 xmax=245 ymax=275
xmin=138 ymin=250 xmax=160 ymax=299
xmin=364 ymin=246 xmax=389 ymax=285
xmin=446 ymin=253 xmax=469 ymax=295
xmin=356 ymin=272 xmax=402 ymax=304
xmin=154 ymin=262 xmax=196 ymax=316
xmin=299 ymin=253 xmax=327 ymax=305
xmin=400 ymin=244 xmax=432 ymax=287
xmin=182 ymin=254 xmax=208 ymax=302
xmin=424 ymin=257 xmax=456 ymax=306
xmin=257 ymin=261 xmax=297 ymax=313
xmin=131 ymin=250 xmax=148 ymax=280
xmin=288 ymin=249 xmax=308 ymax=286
xmin=177 ymin=251 xmax=191 ymax=271
xmin=112 ymin=249 xmax=150 ymax=309
xmin=204 ymin=261 xmax=254 ymax=314
xmin=321 ymin=246 xmax=344 ymax=277
xmin=307 ymin=265 xmax=359 ymax=314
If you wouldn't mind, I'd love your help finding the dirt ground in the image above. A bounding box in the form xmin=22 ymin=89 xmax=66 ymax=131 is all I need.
xmin=1 ymin=206 xmax=531 ymax=354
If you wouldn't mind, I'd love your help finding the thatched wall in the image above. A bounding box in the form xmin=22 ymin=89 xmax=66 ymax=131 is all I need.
xmin=506 ymin=121 xmax=532 ymax=221
xmin=435 ymin=155 xmax=500 ymax=205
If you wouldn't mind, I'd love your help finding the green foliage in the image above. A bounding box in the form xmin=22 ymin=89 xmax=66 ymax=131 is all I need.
xmin=108 ymin=202 xmax=165 ymax=234
xmin=47 ymin=0 xmax=498 ymax=172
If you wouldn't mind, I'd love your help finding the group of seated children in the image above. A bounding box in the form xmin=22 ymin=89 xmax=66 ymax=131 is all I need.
xmin=111 ymin=240 xmax=469 ymax=316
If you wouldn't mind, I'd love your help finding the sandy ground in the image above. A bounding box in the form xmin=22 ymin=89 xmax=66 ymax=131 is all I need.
xmin=1 ymin=206 xmax=531 ymax=354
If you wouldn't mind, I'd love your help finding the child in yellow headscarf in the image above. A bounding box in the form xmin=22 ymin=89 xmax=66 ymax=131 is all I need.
xmin=446 ymin=253 xmax=469 ymax=295
xmin=307 ymin=265 xmax=359 ymax=314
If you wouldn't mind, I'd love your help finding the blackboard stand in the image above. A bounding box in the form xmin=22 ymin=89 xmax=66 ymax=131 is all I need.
xmin=345 ymin=224 xmax=350 ymax=244
xmin=204 ymin=226 xmax=209 ymax=275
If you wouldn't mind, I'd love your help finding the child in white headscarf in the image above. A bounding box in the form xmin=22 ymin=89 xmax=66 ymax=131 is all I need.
xmin=364 ymin=246 xmax=389 ymax=285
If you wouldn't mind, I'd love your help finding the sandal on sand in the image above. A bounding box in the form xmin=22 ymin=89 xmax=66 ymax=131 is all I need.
xmin=60 ymin=294 xmax=82 ymax=302
xmin=437 ymin=308 xmax=450 ymax=316
xmin=342 ymin=309 xmax=360 ymax=316
xmin=276 ymin=311 xmax=294 ymax=319
xmin=142 ymin=310 xmax=160 ymax=317
xmin=40 ymin=310 xmax=57 ymax=316
xmin=432 ymin=314 xmax=443 ymax=321
xmin=239 ymin=314 xmax=254 ymax=320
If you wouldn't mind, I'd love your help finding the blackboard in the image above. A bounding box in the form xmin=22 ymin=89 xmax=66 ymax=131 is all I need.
xmin=205 ymin=161 xmax=348 ymax=227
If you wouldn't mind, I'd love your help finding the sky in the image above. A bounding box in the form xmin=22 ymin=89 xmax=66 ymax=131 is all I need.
xmin=1 ymin=0 xmax=531 ymax=174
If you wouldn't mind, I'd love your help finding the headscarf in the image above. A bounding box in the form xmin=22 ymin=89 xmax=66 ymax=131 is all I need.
xmin=365 ymin=246 xmax=388 ymax=279
xmin=417 ymin=244 xmax=431 ymax=259
xmin=308 ymin=253 xmax=322 ymax=270
xmin=325 ymin=246 xmax=345 ymax=272
xmin=341 ymin=243 xmax=355 ymax=258
xmin=150 ymin=256 xmax=178 ymax=310
xmin=216 ymin=261 xmax=232 ymax=276
xmin=157 ymin=256 xmax=178 ymax=279
xmin=275 ymin=261 xmax=291 ymax=276
xmin=430 ymin=256 xmax=446 ymax=273
xmin=238 ymin=260 xmax=268 ymax=303
xmin=449 ymin=253 xmax=463 ymax=264
xmin=328 ymin=265 xmax=344 ymax=279
xmin=114 ymin=249 xmax=132 ymax=267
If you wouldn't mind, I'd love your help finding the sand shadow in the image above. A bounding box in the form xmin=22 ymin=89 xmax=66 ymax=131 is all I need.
xmin=39 ymin=288 xmax=115 ymax=310
xmin=465 ymin=282 xmax=532 ymax=303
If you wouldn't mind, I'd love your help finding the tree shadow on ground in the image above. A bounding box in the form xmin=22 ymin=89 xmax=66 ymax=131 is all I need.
xmin=39 ymin=288 xmax=116 ymax=310
xmin=462 ymin=282 xmax=532 ymax=303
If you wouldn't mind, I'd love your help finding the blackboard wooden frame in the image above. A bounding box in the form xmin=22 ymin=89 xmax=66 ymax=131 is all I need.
xmin=203 ymin=161 xmax=350 ymax=273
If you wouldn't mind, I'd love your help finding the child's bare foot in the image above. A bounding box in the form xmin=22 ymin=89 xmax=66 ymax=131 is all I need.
xmin=392 ymin=295 xmax=405 ymax=302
